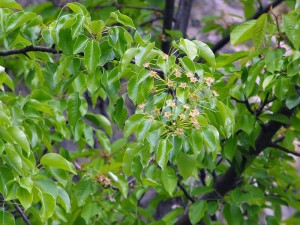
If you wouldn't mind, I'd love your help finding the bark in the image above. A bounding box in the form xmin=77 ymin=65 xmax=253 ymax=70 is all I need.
xmin=174 ymin=0 xmax=194 ymax=37
xmin=162 ymin=0 xmax=175 ymax=53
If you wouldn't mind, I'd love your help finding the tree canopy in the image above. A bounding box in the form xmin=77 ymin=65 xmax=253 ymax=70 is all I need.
xmin=0 ymin=0 xmax=300 ymax=225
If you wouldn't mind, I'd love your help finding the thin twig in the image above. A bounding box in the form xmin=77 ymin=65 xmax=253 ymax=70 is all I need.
xmin=177 ymin=181 xmax=195 ymax=203
xmin=270 ymin=143 xmax=300 ymax=157
xmin=98 ymin=3 xmax=162 ymax=13
xmin=139 ymin=16 xmax=163 ymax=27
xmin=12 ymin=200 xmax=32 ymax=225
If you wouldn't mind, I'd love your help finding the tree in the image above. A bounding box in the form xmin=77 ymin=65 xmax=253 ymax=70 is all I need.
xmin=0 ymin=0 xmax=299 ymax=224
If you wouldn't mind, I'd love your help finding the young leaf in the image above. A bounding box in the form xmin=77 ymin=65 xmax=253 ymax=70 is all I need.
xmin=230 ymin=20 xmax=256 ymax=45
xmin=193 ymin=40 xmax=216 ymax=68
xmin=178 ymin=39 xmax=198 ymax=60
xmin=0 ymin=0 xmax=22 ymax=9
xmin=253 ymin=13 xmax=267 ymax=49
xmin=84 ymin=40 xmax=101 ymax=74
xmin=110 ymin=10 xmax=135 ymax=29
xmin=40 ymin=153 xmax=77 ymax=174
xmin=7 ymin=126 xmax=30 ymax=156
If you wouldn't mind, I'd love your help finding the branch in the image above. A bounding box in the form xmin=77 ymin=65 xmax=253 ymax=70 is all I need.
xmin=175 ymin=107 xmax=294 ymax=225
xmin=174 ymin=0 xmax=194 ymax=37
xmin=231 ymin=97 xmax=255 ymax=115
xmin=178 ymin=181 xmax=195 ymax=203
xmin=12 ymin=200 xmax=32 ymax=225
xmin=161 ymin=0 xmax=175 ymax=53
xmin=269 ymin=143 xmax=300 ymax=157
xmin=211 ymin=0 xmax=284 ymax=53
xmin=0 ymin=45 xmax=60 ymax=57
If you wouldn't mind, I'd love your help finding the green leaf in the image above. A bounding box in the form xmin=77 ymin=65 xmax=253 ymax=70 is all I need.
xmin=156 ymin=139 xmax=173 ymax=170
xmin=16 ymin=187 xmax=32 ymax=210
xmin=95 ymin=130 xmax=111 ymax=153
xmin=108 ymin=172 xmax=128 ymax=198
xmin=58 ymin=29 xmax=73 ymax=55
xmin=124 ymin=114 xmax=146 ymax=138
xmin=177 ymin=153 xmax=195 ymax=179
xmin=75 ymin=180 xmax=94 ymax=207
xmin=0 ymin=166 xmax=14 ymax=196
xmin=161 ymin=166 xmax=177 ymax=196
xmin=253 ymin=13 xmax=267 ymax=49
xmin=40 ymin=192 xmax=56 ymax=222
xmin=0 ymin=0 xmax=22 ymax=9
xmin=57 ymin=187 xmax=71 ymax=213
xmin=202 ymin=125 xmax=220 ymax=153
xmin=223 ymin=136 xmax=237 ymax=161
xmin=0 ymin=211 xmax=15 ymax=225
xmin=287 ymin=57 xmax=300 ymax=77
xmin=110 ymin=10 xmax=135 ymax=29
xmin=286 ymin=95 xmax=300 ymax=109
xmin=189 ymin=201 xmax=208 ymax=224
xmin=40 ymin=153 xmax=77 ymax=174
xmin=67 ymin=92 xmax=81 ymax=128
xmin=7 ymin=126 xmax=30 ymax=156
xmin=223 ymin=204 xmax=243 ymax=225
xmin=283 ymin=13 xmax=300 ymax=50
xmin=230 ymin=20 xmax=256 ymax=45
xmin=66 ymin=2 xmax=90 ymax=17
xmin=84 ymin=40 xmax=101 ymax=74
xmin=178 ymin=38 xmax=198 ymax=60
xmin=84 ymin=113 xmax=112 ymax=137
xmin=120 ymin=48 xmax=138 ymax=72
xmin=193 ymin=40 xmax=216 ymax=68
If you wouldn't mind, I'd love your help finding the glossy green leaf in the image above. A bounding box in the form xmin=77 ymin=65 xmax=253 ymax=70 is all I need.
xmin=16 ymin=187 xmax=32 ymax=210
xmin=161 ymin=166 xmax=177 ymax=196
xmin=124 ymin=114 xmax=146 ymax=138
xmin=177 ymin=153 xmax=195 ymax=179
xmin=0 ymin=0 xmax=21 ymax=9
xmin=57 ymin=187 xmax=71 ymax=213
xmin=84 ymin=40 xmax=101 ymax=74
xmin=283 ymin=13 xmax=300 ymax=50
xmin=58 ymin=29 xmax=73 ymax=55
xmin=156 ymin=139 xmax=173 ymax=170
xmin=40 ymin=153 xmax=77 ymax=174
xmin=193 ymin=40 xmax=216 ymax=67
xmin=110 ymin=10 xmax=135 ymax=29
xmin=7 ymin=126 xmax=30 ymax=156
xmin=84 ymin=113 xmax=112 ymax=137
xmin=0 ymin=211 xmax=15 ymax=225
xmin=253 ymin=13 xmax=267 ymax=49
xmin=108 ymin=172 xmax=128 ymax=198
xmin=67 ymin=92 xmax=81 ymax=128
xmin=75 ymin=180 xmax=94 ymax=207
xmin=189 ymin=201 xmax=208 ymax=224
xmin=178 ymin=38 xmax=198 ymax=60
xmin=95 ymin=130 xmax=111 ymax=153
xmin=230 ymin=20 xmax=256 ymax=45
xmin=40 ymin=192 xmax=56 ymax=222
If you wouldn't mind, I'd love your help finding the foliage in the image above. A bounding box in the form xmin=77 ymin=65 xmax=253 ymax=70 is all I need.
xmin=0 ymin=0 xmax=300 ymax=225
